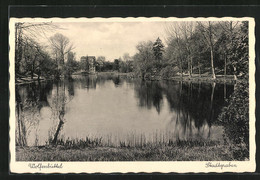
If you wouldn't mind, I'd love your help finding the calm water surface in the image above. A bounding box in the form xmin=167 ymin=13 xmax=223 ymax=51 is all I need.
xmin=15 ymin=75 xmax=234 ymax=146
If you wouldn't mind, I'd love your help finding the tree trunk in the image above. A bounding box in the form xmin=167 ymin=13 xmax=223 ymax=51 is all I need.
xmin=15 ymin=24 xmax=23 ymax=74
xmin=180 ymin=59 xmax=183 ymax=79
xmin=142 ymin=71 xmax=145 ymax=80
xmin=17 ymin=103 xmax=22 ymax=146
xmin=37 ymin=74 xmax=40 ymax=81
xmin=198 ymin=60 xmax=201 ymax=78
xmin=233 ymin=65 xmax=237 ymax=81
xmin=52 ymin=117 xmax=64 ymax=144
xmin=224 ymin=53 xmax=227 ymax=80
xmin=188 ymin=57 xmax=191 ymax=78
xmin=190 ymin=57 xmax=193 ymax=77
xmin=224 ymin=83 xmax=226 ymax=99
xmin=198 ymin=81 xmax=201 ymax=96
xmin=31 ymin=71 xmax=34 ymax=80
xmin=210 ymin=48 xmax=216 ymax=79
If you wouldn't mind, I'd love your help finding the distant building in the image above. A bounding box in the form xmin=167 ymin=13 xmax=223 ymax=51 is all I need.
xmin=80 ymin=56 xmax=96 ymax=74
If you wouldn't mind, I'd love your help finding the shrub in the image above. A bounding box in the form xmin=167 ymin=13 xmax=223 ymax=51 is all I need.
xmin=218 ymin=82 xmax=249 ymax=160
xmin=160 ymin=66 xmax=178 ymax=79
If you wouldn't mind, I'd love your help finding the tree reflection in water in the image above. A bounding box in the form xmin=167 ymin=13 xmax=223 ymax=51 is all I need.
xmin=49 ymin=80 xmax=75 ymax=145
xmin=15 ymin=76 xmax=237 ymax=147
xmin=134 ymin=80 xmax=163 ymax=114
xmin=15 ymin=81 xmax=53 ymax=146
xmin=15 ymin=80 xmax=75 ymax=146
xmin=133 ymin=79 xmax=234 ymax=141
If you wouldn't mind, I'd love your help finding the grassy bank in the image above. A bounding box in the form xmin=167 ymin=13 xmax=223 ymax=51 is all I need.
xmin=15 ymin=73 xmax=54 ymax=85
xmin=168 ymin=74 xmax=238 ymax=83
xmin=16 ymin=141 xmax=239 ymax=161
xmin=16 ymin=71 xmax=239 ymax=85
xmin=92 ymin=71 xmax=238 ymax=84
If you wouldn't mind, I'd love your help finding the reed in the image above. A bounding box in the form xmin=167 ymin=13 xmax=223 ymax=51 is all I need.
xmin=47 ymin=134 xmax=221 ymax=149
xmin=16 ymin=133 xmax=246 ymax=161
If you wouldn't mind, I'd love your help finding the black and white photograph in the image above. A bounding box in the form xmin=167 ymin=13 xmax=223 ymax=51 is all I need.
xmin=9 ymin=17 xmax=256 ymax=173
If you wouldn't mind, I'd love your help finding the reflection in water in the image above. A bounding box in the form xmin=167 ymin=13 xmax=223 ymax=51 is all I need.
xmin=134 ymin=80 xmax=234 ymax=142
xmin=134 ymin=80 xmax=163 ymax=114
xmin=15 ymin=75 xmax=236 ymax=147
xmin=15 ymin=82 xmax=53 ymax=146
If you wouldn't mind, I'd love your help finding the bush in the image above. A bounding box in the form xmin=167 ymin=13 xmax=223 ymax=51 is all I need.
xmin=218 ymin=82 xmax=249 ymax=160
xmin=160 ymin=66 xmax=178 ymax=79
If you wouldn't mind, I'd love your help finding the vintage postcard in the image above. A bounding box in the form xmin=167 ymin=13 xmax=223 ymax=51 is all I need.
xmin=9 ymin=17 xmax=256 ymax=173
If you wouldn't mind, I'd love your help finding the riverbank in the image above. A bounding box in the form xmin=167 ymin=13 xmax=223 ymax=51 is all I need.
xmin=15 ymin=74 xmax=54 ymax=85
xmin=16 ymin=142 xmax=241 ymax=161
xmin=89 ymin=71 xmax=240 ymax=84
xmin=168 ymin=74 xmax=238 ymax=84
xmin=15 ymin=71 xmax=240 ymax=85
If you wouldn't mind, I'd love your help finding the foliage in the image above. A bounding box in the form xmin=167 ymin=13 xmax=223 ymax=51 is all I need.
xmin=15 ymin=22 xmax=57 ymax=75
xmin=79 ymin=56 xmax=90 ymax=72
xmin=113 ymin=59 xmax=120 ymax=71
xmin=15 ymin=24 xmax=77 ymax=81
xmin=133 ymin=41 xmax=156 ymax=79
xmin=15 ymin=21 xmax=249 ymax=82
xmin=164 ymin=21 xmax=248 ymax=79
xmin=164 ymin=37 xmax=187 ymax=75
xmin=49 ymin=33 xmax=74 ymax=77
xmin=96 ymin=56 xmax=106 ymax=72
xmin=218 ymin=82 xmax=249 ymax=159
xmin=160 ymin=66 xmax=179 ymax=79
xmin=152 ymin=37 xmax=165 ymax=62
xmin=18 ymin=37 xmax=54 ymax=79
xmin=229 ymin=21 xmax=249 ymax=78
xmin=64 ymin=52 xmax=79 ymax=76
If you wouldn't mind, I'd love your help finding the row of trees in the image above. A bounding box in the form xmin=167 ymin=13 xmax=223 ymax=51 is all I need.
xmin=94 ymin=54 xmax=134 ymax=73
xmin=15 ymin=21 xmax=249 ymax=81
xmin=132 ymin=21 xmax=249 ymax=80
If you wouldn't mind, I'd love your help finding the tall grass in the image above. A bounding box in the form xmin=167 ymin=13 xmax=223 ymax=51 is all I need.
xmin=17 ymin=130 xmax=239 ymax=161
xmin=17 ymin=138 xmax=232 ymax=161
xmin=48 ymin=133 xmax=221 ymax=149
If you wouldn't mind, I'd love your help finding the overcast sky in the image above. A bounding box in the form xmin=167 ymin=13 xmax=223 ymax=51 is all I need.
xmin=48 ymin=22 xmax=170 ymax=61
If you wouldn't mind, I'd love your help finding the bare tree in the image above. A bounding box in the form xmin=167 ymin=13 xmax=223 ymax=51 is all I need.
xmin=49 ymin=33 xmax=74 ymax=77
xmin=218 ymin=21 xmax=240 ymax=80
xmin=123 ymin=53 xmax=131 ymax=62
xmin=22 ymin=37 xmax=47 ymax=79
xmin=179 ymin=22 xmax=195 ymax=77
xmin=165 ymin=22 xmax=184 ymax=78
xmin=123 ymin=53 xmax=132 ymax=72
xmin=165 ymin=22 xmax=196 ymax=77
xmin=197 ymin=21 xmax=219 ymax=79
xmin=15 ymin=22 xmax=58 ymax=75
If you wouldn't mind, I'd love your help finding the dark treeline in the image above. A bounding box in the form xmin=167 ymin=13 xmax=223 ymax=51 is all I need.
xmin=89 ymin=54 xmax=134 ymax=73
xmin=15 ymin=21 xmax=248 ymax=82
xmin=132 ymin=21 xmax=249 ymax=80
